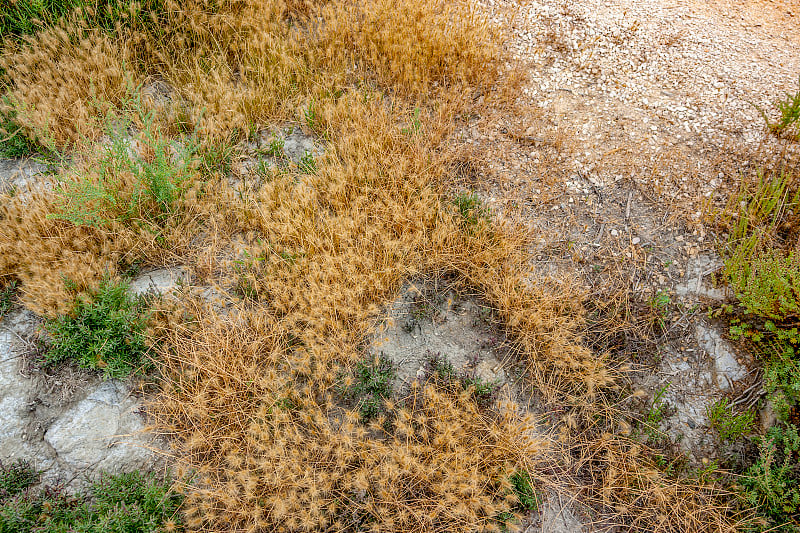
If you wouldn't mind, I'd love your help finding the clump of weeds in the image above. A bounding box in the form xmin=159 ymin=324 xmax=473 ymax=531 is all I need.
xmin=43 ymin=278 xmax=149 ymax=378
xmin=338 ymin=353 xmax=396 ymax=422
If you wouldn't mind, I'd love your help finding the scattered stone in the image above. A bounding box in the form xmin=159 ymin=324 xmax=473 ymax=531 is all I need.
xmin=695 ymin=321 xmax=749 ymax=390
xmin=0 ymin=158 xmax=49 ymax=194
xmin=129 ymin=267 xmax=189 ymax=297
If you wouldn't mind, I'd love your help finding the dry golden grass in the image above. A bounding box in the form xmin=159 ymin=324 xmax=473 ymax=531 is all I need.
xmin=153 ymin=305 xmax=547 ymax=532
xmin=0 ymin=25 xmax=136 ymax=149
xmin=0 ymin=0 xmax=750 ymax=531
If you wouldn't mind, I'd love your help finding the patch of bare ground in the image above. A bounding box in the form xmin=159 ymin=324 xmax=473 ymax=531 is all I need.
xmin=451 ymin=0 xmax=800 ymax=508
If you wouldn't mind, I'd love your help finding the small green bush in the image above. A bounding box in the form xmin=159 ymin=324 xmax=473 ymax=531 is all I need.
xmin=496 ymin=471 xmax=540 ymax=530
xmin=50 ymin=106 xmax=198 ymax=230
xmin=649 ymin=289 xmax=671 ymax=330
xmin=742 ymin=423 xmax=800 ymax=531
xmin=762 ymin=339 xmax=800 ymax=422
xmin=0 ymin=470 xmax=182 ymax=533
xmin=44 ymin=279 xmax=149 ymax=378
xmin=721 ymin=170 xmax=800 ymax=425
xmin=723 ymin=170 xmax=800 ymax=321
xmin=642 ymin=383 xmax=670 ymax=445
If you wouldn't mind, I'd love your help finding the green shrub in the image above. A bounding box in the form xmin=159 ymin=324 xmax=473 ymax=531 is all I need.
xmin=721 ymin=170 xmax=800 ymax=426
xmin=742 ymin=423 xmax=800 ymax=531
xmin=44 ymin=279 xmax=149 ymax=378
xmin=298 ymin=150 xmax=317 ymax=174
xmin=496 ymin=471 xmax=541 ymax=530
xmin=0 ymin=471 xmax=182 ymax=533
xmin=649 ymin=289 xmax=671 ymax=330
xmin=642 ymin=383 xmax=670 ymax=445
xmin=762 ymin=339 xmax=800 ymax=422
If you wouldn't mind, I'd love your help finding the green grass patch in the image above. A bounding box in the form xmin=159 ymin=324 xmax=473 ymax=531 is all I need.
xmin=44 ymin=278 xmax=149 ymax=379
xmin=0 ymin=0 xmax=167 ymax=44
xmin=0 ymin=470 xmax=183 ymax=533
xmin=0 ymin=461 xmax=38 ymax=501
xmin=755 ymin=76 xmax=800 ymax=142
xmin=453 ymin=191 xmax=489 ymax=228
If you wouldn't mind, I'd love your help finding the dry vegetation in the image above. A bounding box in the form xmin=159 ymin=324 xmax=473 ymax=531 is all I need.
xmin=0 ymin=0 xmax=757 ymax=531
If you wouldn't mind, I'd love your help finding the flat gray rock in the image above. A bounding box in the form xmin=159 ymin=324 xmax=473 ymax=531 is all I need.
xmin=129 ymin=267 xmax=189 ymax=297
xmin=44 ymin=380 xmax=152 ymax=473
xmin=696 ymin=321 xmax=748 ymax=390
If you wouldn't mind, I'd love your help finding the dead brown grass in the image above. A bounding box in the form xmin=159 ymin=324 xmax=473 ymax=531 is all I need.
xmin=0 ymin=0 xmax=750 ymax=531
xmin=155 ymin=305 xmax=548 ymax=532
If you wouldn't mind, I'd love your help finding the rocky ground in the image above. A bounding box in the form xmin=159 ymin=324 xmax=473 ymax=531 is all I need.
xmin=459 ymin=0 xmax=800 ymax=463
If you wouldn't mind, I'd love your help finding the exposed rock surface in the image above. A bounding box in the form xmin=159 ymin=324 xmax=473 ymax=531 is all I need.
xmin=129 ymin=267 xmax=190 ymax=297
xmin=0 ymin=157 xmax=49 ymax=194
xmin=0 ymin=308 xmax=165 ymax=489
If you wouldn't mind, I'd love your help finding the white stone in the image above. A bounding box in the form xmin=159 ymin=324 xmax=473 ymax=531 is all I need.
xmin=44 ymin=380 xmax=152 ymax=473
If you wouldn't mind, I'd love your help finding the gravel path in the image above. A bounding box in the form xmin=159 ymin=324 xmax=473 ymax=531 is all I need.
xmin=473 ymin=0 xmax=799 ymax=222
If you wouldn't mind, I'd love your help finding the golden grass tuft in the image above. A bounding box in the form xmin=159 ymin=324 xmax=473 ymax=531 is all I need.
xmin=0 ymin=25 xmax=137 ymax=149
xmin=155 ymin=306 xmax=546 ymax=532
xmin=574 ymin=431 xmax=748 ymax=532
